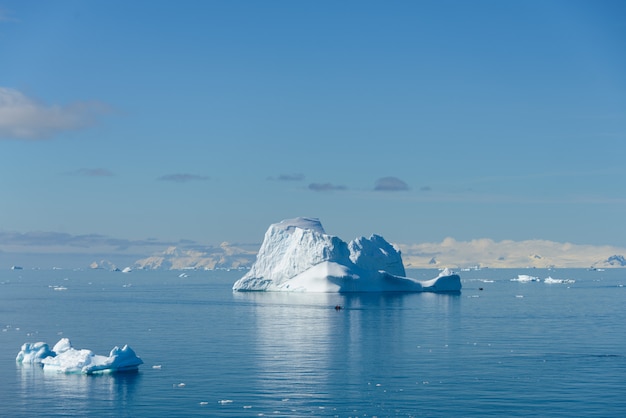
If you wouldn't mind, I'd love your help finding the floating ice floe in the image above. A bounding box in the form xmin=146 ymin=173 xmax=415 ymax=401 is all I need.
xmin=16 ymin=338 xmax=143 ymax=374
xmin=232 ymin=217 xmax=461 ymax=293
xmin=544 ymin=277 xmax=575 ymax=284
xmin=511 ymin=274 xmax=540 ymax=282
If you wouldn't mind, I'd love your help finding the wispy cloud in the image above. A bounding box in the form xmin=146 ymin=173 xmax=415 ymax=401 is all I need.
xmin=0 ymin=7 xmax=18 ymax=22
xmin=0 ymin=87 xmax=110 ymax=140
xmin=268 ymin=173 xmax=305 ymax=181
xmin=157 ymin=173 xmax=209 ymax=183
xmin=64 ymin=168 xmax=114 ymax=177
xmin=308 ymin=182 xmax=347 ymax=192
xmin=374 ymin=176 xmax=410 ymax=191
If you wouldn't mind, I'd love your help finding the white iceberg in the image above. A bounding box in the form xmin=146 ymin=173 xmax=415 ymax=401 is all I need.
xmin=511 ymin=274 xmax=540 ymax=282
xmin=544 ymin=276 xmax=575 ymax=284
xmin=16 ymin=338 xmax=143 ymax=374
xmin=232 ymin=217 xmax=461 ymax=293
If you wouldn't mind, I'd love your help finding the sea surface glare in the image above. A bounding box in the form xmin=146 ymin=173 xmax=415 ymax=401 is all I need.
xmin=1 ymin=268 xmax=625 ymax=417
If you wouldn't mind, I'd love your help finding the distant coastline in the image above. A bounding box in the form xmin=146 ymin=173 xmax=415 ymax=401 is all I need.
xmin=3 ymin=238 xmax=625 ymax=271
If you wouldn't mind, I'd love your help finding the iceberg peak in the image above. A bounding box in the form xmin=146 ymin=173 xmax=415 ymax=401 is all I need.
xmin=272 ymin=217 xmax=326 ymax=234
xmin=233 ymin=218 xmax=461 ymax=293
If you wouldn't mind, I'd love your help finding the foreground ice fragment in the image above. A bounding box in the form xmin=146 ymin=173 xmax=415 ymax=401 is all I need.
xmin=16 ymin=338 xmax=143 ymax=374
xmin=233 ymin=217 xmax=461 ymax=293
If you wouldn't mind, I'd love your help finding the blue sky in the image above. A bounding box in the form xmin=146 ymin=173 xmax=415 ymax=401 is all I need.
xmin=1 ymin=0 xmax=625 ymax=260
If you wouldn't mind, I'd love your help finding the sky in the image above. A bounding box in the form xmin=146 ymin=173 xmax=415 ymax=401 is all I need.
xmin=1 ymin=0 xmax=625 ymax=266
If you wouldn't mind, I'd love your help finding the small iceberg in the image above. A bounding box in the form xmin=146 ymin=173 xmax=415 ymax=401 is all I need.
xmin=544 ymin=276 xmax=575 ymax=284
xmin=16 ymin=338 xmax=143 ymax=374
xmin=511 ymin=274 xmax=540 ymax=282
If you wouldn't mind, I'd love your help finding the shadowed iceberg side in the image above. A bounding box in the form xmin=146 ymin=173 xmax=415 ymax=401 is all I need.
xmin=232 ymin=217 xmax=461 ymax=293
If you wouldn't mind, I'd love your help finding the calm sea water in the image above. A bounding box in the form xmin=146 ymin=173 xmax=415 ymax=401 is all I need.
xmin=1 ymin=268 xmax=625 ymax=417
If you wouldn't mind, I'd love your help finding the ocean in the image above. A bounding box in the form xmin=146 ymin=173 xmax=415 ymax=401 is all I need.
xmin=1 ymin=268 xmax=625 ymax=417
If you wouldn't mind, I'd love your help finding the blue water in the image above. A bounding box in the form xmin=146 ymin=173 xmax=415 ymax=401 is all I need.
xmin=1 ymin=268 xmax=625 ymax=417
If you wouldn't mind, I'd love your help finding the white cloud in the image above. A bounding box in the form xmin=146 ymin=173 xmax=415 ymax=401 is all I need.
xmin=0 ymin=87 xmax=110 ymax=140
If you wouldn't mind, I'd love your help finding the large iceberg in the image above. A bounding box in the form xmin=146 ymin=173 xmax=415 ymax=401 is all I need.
xmin=16 ymin=338 xmax=143 ymax=374
xmin=232 ymin=217 xmax=461 ymax=293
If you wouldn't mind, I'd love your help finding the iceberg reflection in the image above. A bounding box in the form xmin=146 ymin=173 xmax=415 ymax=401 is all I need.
xmin=235 ymin=290 xmax=461 ymax=408
xmin=18 ymin=363 xmax=140 ymax=415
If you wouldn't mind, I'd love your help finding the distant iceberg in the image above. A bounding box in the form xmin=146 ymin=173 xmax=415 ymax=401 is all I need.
xmin=232 ymin=217 xmax=461 ymax=293
xmin=16 ymin=338 xmax=143 ymax=374
xmin=544 ymin=276 xmax=575 ymax=284
xmin=511 ymin=274 xmax=540 ymax=282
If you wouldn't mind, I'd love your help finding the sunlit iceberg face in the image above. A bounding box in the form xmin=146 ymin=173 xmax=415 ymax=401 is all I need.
xmin=233 ymin=217 xmax=462 ymax=293
xmin=16 ymin=338 xmax=143 ymax=374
